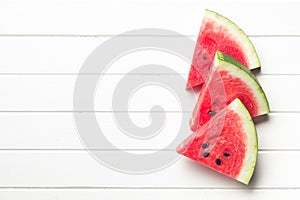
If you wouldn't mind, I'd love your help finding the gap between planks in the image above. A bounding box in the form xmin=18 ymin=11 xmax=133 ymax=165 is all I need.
xmin=0 ymin=186 xmax=299 ymax=190
xmin=0 ymin=149 xmax=295 ymax=152
xmin=0 ymin=34 xmax=299 ymax=38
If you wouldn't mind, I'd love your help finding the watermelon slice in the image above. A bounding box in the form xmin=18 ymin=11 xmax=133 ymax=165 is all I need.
xmin=187 ymin=9 xmax=260 ymax=89
xmin=177 ymin=98 xmax=258 ymax=185
xmin=190 ymin=51 xmax=269 ymax=131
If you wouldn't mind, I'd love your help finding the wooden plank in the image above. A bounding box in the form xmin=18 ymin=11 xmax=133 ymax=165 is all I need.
xmin=0 ymin=0 xmax=299 ymax=35
xmin=0 ymin=112 xmax=297 ymax=150
xmin=0 ymin=36 xmax=298 ymax=75
xmin=0 ymin=189 xmax=298 ymax=200
xmin=252 ymin=37 xmax=300 ymax=75
xmin=0 ymin=150 xmax=298 ymax=187
xmin=0 ymin=36 xmax=191 ymax=75
xmin=0 ymin=74 xmax=294 ymax=111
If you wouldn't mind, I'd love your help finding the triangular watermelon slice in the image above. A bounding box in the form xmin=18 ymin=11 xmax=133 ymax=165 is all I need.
xmin=177 ymin=98 xmax=258 ymax=185
xmin=187 ymin=9 xmax=260 ymax=89
xmin=190 ymin=51 xmax=269 ymax=132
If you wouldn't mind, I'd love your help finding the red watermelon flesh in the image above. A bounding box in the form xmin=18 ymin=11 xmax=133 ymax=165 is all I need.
xmin=190 ymin=51 xmax=269 ymax=132
xmin=177 ymin=98 xmax=258 ymax=185
xmin=187 ymin=9 xmax=260 ymax=89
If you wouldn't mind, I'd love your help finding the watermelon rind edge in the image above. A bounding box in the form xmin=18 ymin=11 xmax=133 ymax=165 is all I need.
xmin=205 ymin=9 xmax=261 ymax=70
xmin=215 ymin=51 xmax=270 ymax=115
xmin=216 ymin=51 xmax=257 ymax=81
xmin=228 ymin=98 xmax=258 ymax=185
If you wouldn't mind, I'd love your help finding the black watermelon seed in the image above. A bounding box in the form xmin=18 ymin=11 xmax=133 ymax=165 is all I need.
xmin=203 ymin=152 xmax=210 ymax=158
xmin=224 ymin=152 xmax=230 ymax=157
xmin=208 ymin=110 xmax=216 ymax=116
xmin=201 ymin=143 xmax=208 ymax=149
xmin=216 ymin=158 xmax=221 ymax=165
xmin=203 ymin=56 xmax=208 ymax=60
xmin=212 ymin=101 xmax=217 ymax=105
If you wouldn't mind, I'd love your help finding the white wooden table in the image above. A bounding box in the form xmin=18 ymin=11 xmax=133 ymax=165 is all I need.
xmin=0 ymin=0 xmax=299 ymax=199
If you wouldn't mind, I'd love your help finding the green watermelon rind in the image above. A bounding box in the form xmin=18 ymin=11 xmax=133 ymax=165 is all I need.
xmin=216 ymin=51 xmax=258 ymax=81
xmin=205 ymin=9 xmax=261 ymax=69
xmin=215 ymin=51 xmax=270 ymax=115
xmin=228 ymin=98 xmax=258 ymax=185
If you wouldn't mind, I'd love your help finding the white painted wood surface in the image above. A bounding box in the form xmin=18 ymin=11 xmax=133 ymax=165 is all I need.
xmin=0 ymin=112 xmax=297 ymax=150
xmin=0 ymin=37 xmax=298 ymax=75
xmin=0 ymin=0 xmax=299 ymax=199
